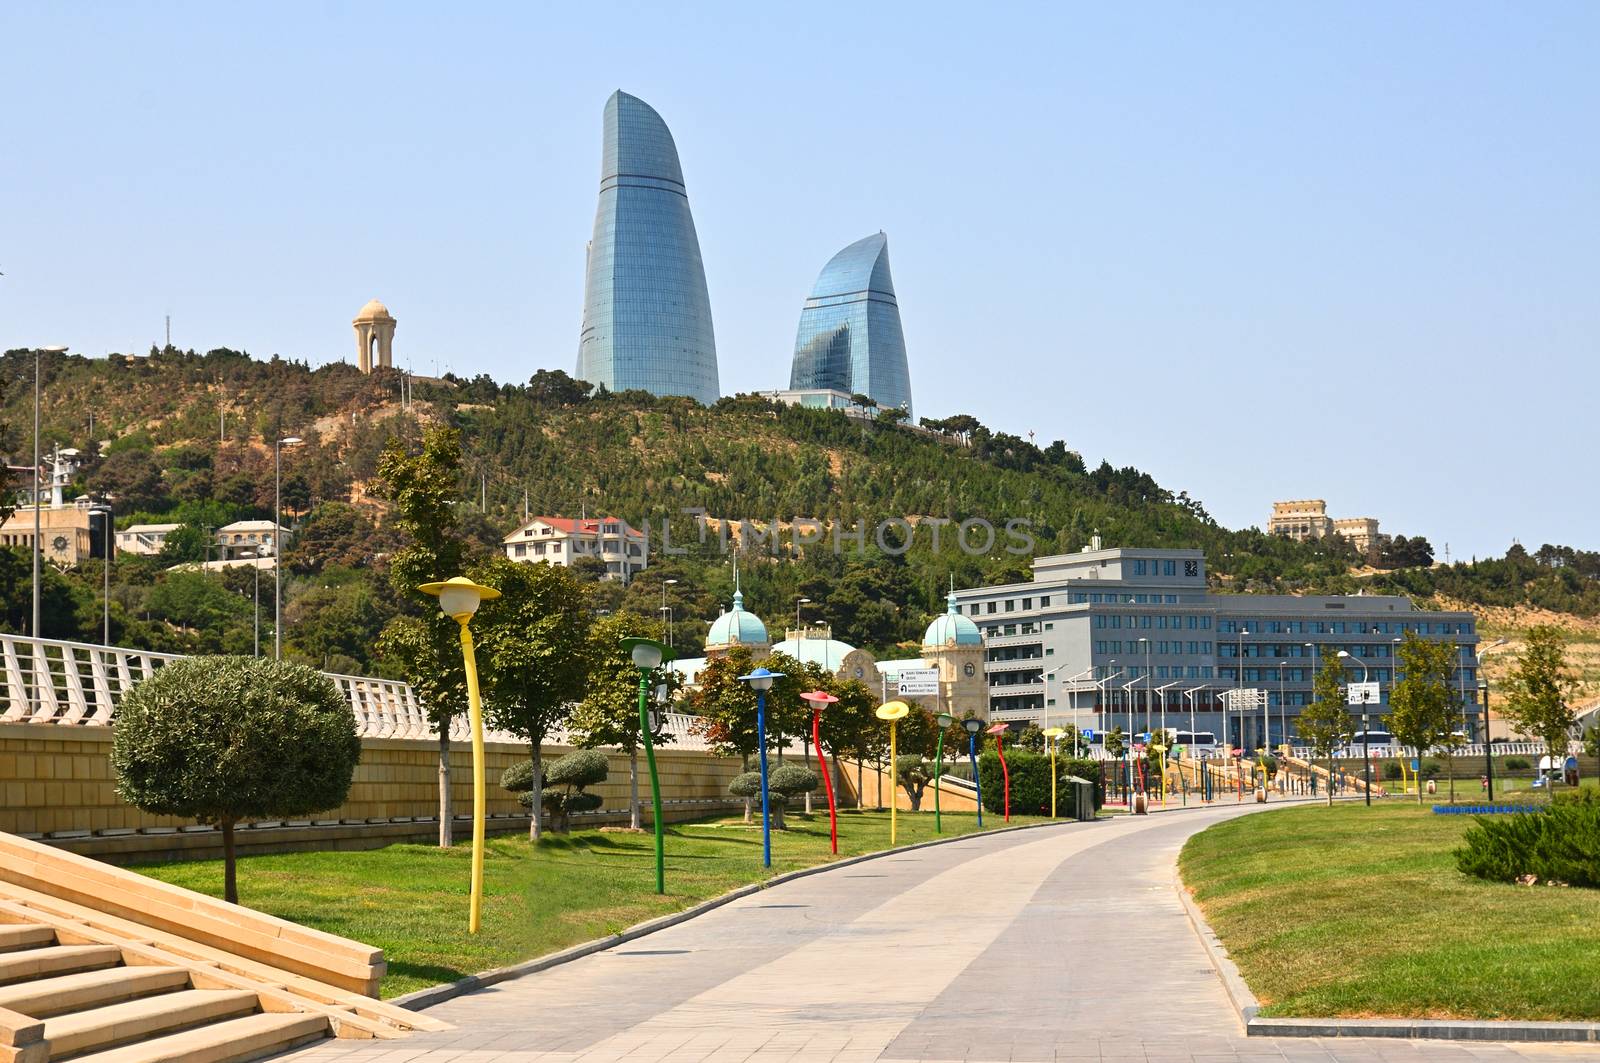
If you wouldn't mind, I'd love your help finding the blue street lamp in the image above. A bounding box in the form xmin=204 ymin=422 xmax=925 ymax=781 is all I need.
xmin=962 ymin=716 xmax=985 ymax=827
xmin=738 ymin=666 xmax=786 ymax=868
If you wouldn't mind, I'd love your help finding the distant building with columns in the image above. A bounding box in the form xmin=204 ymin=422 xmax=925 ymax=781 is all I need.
xmin=353 ymin=299 xmax=396 ymax=373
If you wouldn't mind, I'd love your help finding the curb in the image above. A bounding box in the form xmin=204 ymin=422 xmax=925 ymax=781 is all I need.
xmin=392 ymin=816 xmax=1084 ymax=1012
xmin=1175 ymin=868 xmax=1600 ymax=1043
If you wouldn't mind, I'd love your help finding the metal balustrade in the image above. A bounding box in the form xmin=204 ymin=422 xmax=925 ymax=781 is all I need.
xmin=0 ymin=633 xmax=715 ymax=751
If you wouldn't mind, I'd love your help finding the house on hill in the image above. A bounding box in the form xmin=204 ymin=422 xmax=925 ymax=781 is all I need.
xmin=501 ymin=516 xmax=647 ymax=582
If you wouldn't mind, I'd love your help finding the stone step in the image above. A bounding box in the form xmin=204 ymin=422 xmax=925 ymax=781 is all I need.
xmin=0 ymin=943 xmax=122 ymax=985
xmin=0 ymin=965 xmax=190 ymax=1018
xmin=0 ymin=924 xmax=56 ymax=954
xmin=66 ymin=1011 xmax=330 ymax=1063
xmin=46 ymin=988 xmax=260 ymax=1059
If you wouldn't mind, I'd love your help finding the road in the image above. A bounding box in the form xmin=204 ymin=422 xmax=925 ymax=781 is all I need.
xmin=288 ymin=803 xmax=1591 ymax=1062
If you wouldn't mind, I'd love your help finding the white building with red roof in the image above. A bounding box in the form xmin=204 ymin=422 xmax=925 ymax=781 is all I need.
xmin=501 ymin=516 xmax=647 ymax=581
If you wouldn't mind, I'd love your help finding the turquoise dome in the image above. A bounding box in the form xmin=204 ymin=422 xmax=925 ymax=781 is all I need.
xmin=706 ymin=590 xmax=768 ymax=648
xmin=769 ymin=635 xmax=859 ymax=671
xmin=923 ymin=592 xmax=982 ymax=648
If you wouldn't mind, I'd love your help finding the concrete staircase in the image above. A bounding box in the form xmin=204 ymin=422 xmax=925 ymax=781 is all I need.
xmin=0 ymin=834 xmax=449 ymax=1063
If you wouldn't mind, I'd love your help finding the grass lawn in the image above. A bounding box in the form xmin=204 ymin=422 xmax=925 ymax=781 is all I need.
xmin=1179 ymin=803 xmax=1600 ymax=1020
xmin=136 ymin=808 xmax=1047 ymax=998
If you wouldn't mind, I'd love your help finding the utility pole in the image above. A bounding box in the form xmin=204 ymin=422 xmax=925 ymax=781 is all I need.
xmin=165 ymin=315 xmax=171 ymax=349
xmin=480 ymin=472 xmax=486 ymax=510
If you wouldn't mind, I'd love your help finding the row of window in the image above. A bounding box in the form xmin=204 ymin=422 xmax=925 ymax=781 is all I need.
xmin=1093 ymin=614 xmax=1214 ymax=631
xmin=1068 ymin=592 xmax=1185 ymax=605
xmin=968 ymin=595 xmax=1053 ymax=615
xmin=1094 ymin=664 xmax=1216 ymax=680
xmin=1095 ymin=640 xmax=1215 ymax=656
xmin=1217 ymin=618 xmax=1473 ymax=636
xmin=1128 ymin=559 xmax=1186 ymax=577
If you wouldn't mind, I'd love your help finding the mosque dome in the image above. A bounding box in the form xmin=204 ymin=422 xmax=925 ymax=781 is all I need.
xmin=923 ymin=591 xmax=983 ymax=648
xmin=706 ymin=590 xmax=769 ymax=648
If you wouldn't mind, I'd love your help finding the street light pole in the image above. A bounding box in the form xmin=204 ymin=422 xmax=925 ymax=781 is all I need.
xmin=795 ymin=595 xmax=811 ymax=632
xmin=1140 ymin=637 xmax=1151 ymax=740
xmin=273 ymin=435 xmax=301 ymax=660
xmin=1340 ymin=650 xmax=1373 ymax=806
xmin=1236 ymin=628 xmax=1249 ymax=750
xmin=660 ymin=578 xmax=678 ymax=648
xmin=1479 ymin=678 xmax=1495 ymax=801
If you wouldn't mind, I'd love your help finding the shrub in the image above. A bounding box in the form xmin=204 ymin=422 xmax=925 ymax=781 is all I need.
xmin=1505 ymin=756 xmax=1531 ymax=771
xmin=977 ymin=751 xmax=1103 ymax=815
xmin=1382 ymin=762 xmax=1403 ymax=780
xmin=728 ymin=771 xmax=762 ymax=799
xmin=112 ymin=656 xmax=360 ymax=903
xmin=895 ymin=755 xmax=935 ymax=811
xmin=769 ymin=763 xmax=819 ymax=798
xmin=515 ymin=749 xmax=608 ymax=832
xmin=1456 ymin=794 xmax=1600 ymax=888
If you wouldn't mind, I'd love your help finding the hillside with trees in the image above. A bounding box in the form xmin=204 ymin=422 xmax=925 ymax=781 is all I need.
xmin=0 ymin=346 xmax=1593 ymax=679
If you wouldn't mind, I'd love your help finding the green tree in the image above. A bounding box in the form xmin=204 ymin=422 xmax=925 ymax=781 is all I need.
xmin=895 ymin=754 xmax=936 ymax=810
xmin=372 ymin=426 xmax=471 ymax=846
xmin=155 ymin=523 xmax=211 ymax=566
xmin=111 ymin=657 xmax=360 ymax=902
xmin=1298 ymin=653 xmax=1354 ymax=806
xmin=1103 ymin=725 xmax=1126 ymax=759
xmin=471 ymin=555 xmax=592 ymax=841
xmin=1500 ymin=626 xmax=1577 ymax=800
xmin=688 ymin=647 xmax=760 ymax=764
xmin=1387 ymin=631 xmax=1457 ymax=803
xmin=569 ymin=613 xmax=678 ymax=830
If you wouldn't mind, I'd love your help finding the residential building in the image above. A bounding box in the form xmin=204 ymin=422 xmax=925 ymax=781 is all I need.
xmin=575 ymin=90 xmax=720 ymax=405
xmin=115 ymin=523 xmax=182 ymax=556
xmin=215 ymin=520 xmax=290 ymax=560
xmin=952 ymin=542 xmax=1480 ymax=746
xmin=1268 ymin=499 xmax=1380 ymax=554
xmin=501 ymin=516 xmax=647 ymax=581
xmin=789 ymin=233 xmax=913 ymax=419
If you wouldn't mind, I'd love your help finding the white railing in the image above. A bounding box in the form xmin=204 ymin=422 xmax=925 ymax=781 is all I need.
xmin=0 ymin=633 xmax=716 ymax=751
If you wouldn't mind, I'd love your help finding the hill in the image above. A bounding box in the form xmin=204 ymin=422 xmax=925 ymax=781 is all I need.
xmin=0 ymin=346 xmax=1593 ymax=677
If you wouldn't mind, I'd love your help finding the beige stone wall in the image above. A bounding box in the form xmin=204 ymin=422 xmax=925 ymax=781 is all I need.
xmin=0 ymin=723 xmax=745 ymax=839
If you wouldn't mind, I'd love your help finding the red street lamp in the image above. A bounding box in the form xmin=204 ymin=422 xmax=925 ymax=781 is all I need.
xmin=800 ymin=690 xmax=840 ymax=854
xmin=987 ymin=722 xmax=1013 ymax=823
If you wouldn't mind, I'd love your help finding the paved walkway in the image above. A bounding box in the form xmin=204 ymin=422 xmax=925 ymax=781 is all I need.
xmin=288 ymin=804 xmax=1592 ymax=1062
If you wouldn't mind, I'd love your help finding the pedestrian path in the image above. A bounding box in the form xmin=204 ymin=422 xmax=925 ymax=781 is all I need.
xmin=287 ymin=805 xmax=1592 ymax=1062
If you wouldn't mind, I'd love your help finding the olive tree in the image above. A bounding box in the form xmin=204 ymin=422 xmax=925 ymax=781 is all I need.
xmin=112 ymin=656 xmax=361 ymax=903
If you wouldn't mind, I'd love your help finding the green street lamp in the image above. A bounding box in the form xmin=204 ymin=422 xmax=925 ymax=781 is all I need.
xmin=621 ymin=636 xmax=675 ymax=894
xmin=934 ymin=712 xmax=954 ymax=833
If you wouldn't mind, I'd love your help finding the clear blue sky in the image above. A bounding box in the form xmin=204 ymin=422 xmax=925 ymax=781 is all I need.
xmin=3 ymin=2 xmax=1596 ymax=560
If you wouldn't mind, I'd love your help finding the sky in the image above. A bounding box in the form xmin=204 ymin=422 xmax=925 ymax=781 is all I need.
xmin=2 ymin=2 xmax=1596 ymax=560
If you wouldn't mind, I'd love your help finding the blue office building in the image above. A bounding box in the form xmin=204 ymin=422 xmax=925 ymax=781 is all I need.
xmin=576 ymin=91 xmax=720 ymax=405
xmin=790 ymin=233 xmax=912 ymax=418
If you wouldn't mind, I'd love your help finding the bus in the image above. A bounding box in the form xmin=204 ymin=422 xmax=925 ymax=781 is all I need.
xmin=1171 ymin=730 xmax=1219 ymax=757
xmin=1341 ymin=730 xmax=1395 ymax=755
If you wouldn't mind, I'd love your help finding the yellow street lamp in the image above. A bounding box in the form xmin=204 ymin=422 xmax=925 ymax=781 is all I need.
xmin=1043 ymin=726 xmax=1066 ymax=818
xmin=876 ymin=700 xmax=910 ymax=845
xmin=419 ymin=576 xmax=500 ymax=934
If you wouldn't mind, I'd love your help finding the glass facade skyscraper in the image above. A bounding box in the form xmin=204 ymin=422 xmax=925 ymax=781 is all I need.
xmin=789 ymin=233 xmax=912 ymax=418
xmin=576 ymin=91 xmax=720 ymax=404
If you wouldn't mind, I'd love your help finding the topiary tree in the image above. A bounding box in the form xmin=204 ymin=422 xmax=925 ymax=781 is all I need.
xmin=895 ymin=754 xmax=935 ymax=811
xmin=728 ymin=766 xmax=817 ymax=830
xmin=505 ymin=749 xmax=609 ymax=834
xmin=728 ymin=770 xmax=763 ymax=825
xmin=112 ymin=656 xmax=361 ymax=903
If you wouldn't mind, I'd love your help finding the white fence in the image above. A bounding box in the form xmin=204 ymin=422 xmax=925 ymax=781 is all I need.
xmin=0 ymin=633 xmax=714 ymax=751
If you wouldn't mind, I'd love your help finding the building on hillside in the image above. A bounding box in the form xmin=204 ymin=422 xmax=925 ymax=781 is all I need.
xmin=704 ymin=583 xmax=770 ymax=656
xmin=115 ymin=523 xmax=182 ymax=556
xmin=575 ymin=91 xmax=720 ymax=405
xmin=1268 ymin=500 xmax=1380 ymax=554
xmin=755 ymin=388 xmax=858 ymax=412
xmin=215 ymin=520 xmax=291 ymax=560
xmin=353 ymin=299 xmax=396 ymax=373
xmin=0 ymin=501 xmax=110 ymax=568
xmin=501 ymin=516 xmax=647 ymax=581
xmin=789 ymin=233 xmax=913 ymax=419
xmin=953 ymin=542 xmax=1480 ymax=747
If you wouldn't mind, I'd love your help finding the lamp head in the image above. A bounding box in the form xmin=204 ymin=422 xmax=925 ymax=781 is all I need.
xmin=738 ymin=666 xmax=784 ymax=691
xmin=620 ymin=636 xmax=673 ymax=671
xmin=1337 ymin=650 xmax=1351 ymax=659
xmin=936 ymin=712 xmax=954 ymax=728
xmin=278 ymin=435 xmax=303 ymax=447
xmin=418 ymin=576 xmax=500 ymax=620
xmin=799 ymin=689 xmax=838 ymax=709
xmin=1043 ymin=726 xmax=1065 ymax=739
xmin=875 ymin=700 xmax=910 ymax=722
xmin=986 ymin=722 xmax=1008 ymax=736
xmin=961 ymin=717 xmax=984 ymax=735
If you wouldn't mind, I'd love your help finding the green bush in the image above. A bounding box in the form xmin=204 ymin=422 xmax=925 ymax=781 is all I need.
xmin=977 ymin=751 xmax=1103 ymax=815
xmin=112 ymin=656 xmax=360 ymax=903
xmin=769 ymin=763 xmax=819 ymax=797
xmin=1456 ymin=793 xmax=1600 ymax=888
xmin=1505 ymin=756 xmax=1531 ymax=771
xmin=526 ymin=749 xmax=609 ymax=830
xmin=729 ymin=771 xmax=763 ymax=799
xmin=1382 ymin=762 xmax=1403 ymax=780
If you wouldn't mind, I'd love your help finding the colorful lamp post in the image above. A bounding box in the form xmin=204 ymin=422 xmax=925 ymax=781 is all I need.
xmin=987 ymin=722 xmax=1012 ymax=823
xmin=963 ymin=717 xmax=985 ymax=827
xmin=800 ymin=690 xmax=841 ymax=854
xmin=418 ymin=576 xmax=501 ymax=935
xmin=621 ymin=636 xmax=674 ymax=894
xmin=934 ymin=712 xmax=954 ymax=833
xmin=737 ymin=666 xmax=785 ymax=868
xmin=876 ymin=700 xmax=910 ymax=845
xmin=1043 ymin=726 xmax=1065 ymax=818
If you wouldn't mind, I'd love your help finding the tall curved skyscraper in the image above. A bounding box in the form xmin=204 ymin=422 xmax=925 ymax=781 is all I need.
xmin=790 ymin=232 xmax=912 ymax=418
xmin=576 ymin=91 xmax=720 ymax=405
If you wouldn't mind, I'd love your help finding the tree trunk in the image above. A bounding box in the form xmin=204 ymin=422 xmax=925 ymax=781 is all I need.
xmin=438 ymin=727 xmax=453 ymax=847
xmin=1447 ymin=751 xmax=1456 ymax=804
xmin=857 ymin=758 xmax=864 ymax=810
xmin=770 ymin=801 xmax=786 ymax=831
xmin=1326 ymin=755 xmax=1335 ymax=806
xmin=743 ymin=797 xmax=753 ymax=824
xmin=221 ymin=819 xmax=238 ymax=904
xmin=629 ymin=747 xmax=641 ymax=830
xmin=802 ymin=735 xmax=812 ymax=813
xmin=528 ymin=743 xmax=544 ymax=841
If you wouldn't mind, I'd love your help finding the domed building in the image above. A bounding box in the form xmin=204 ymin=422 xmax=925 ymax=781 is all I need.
xmin=770 ymin=626 xmax=881 ymax=688
xmin=352 ymin=299 xmax=396 ymax=374
xmin=920 ymin=590 xmax=988 ymax=720
xmin=704 ymin=588 xmax=770 ymax=657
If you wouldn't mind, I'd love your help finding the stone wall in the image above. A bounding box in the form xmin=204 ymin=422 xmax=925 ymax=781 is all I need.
xmin=0 ymin=722 xmax=751 ymax=861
